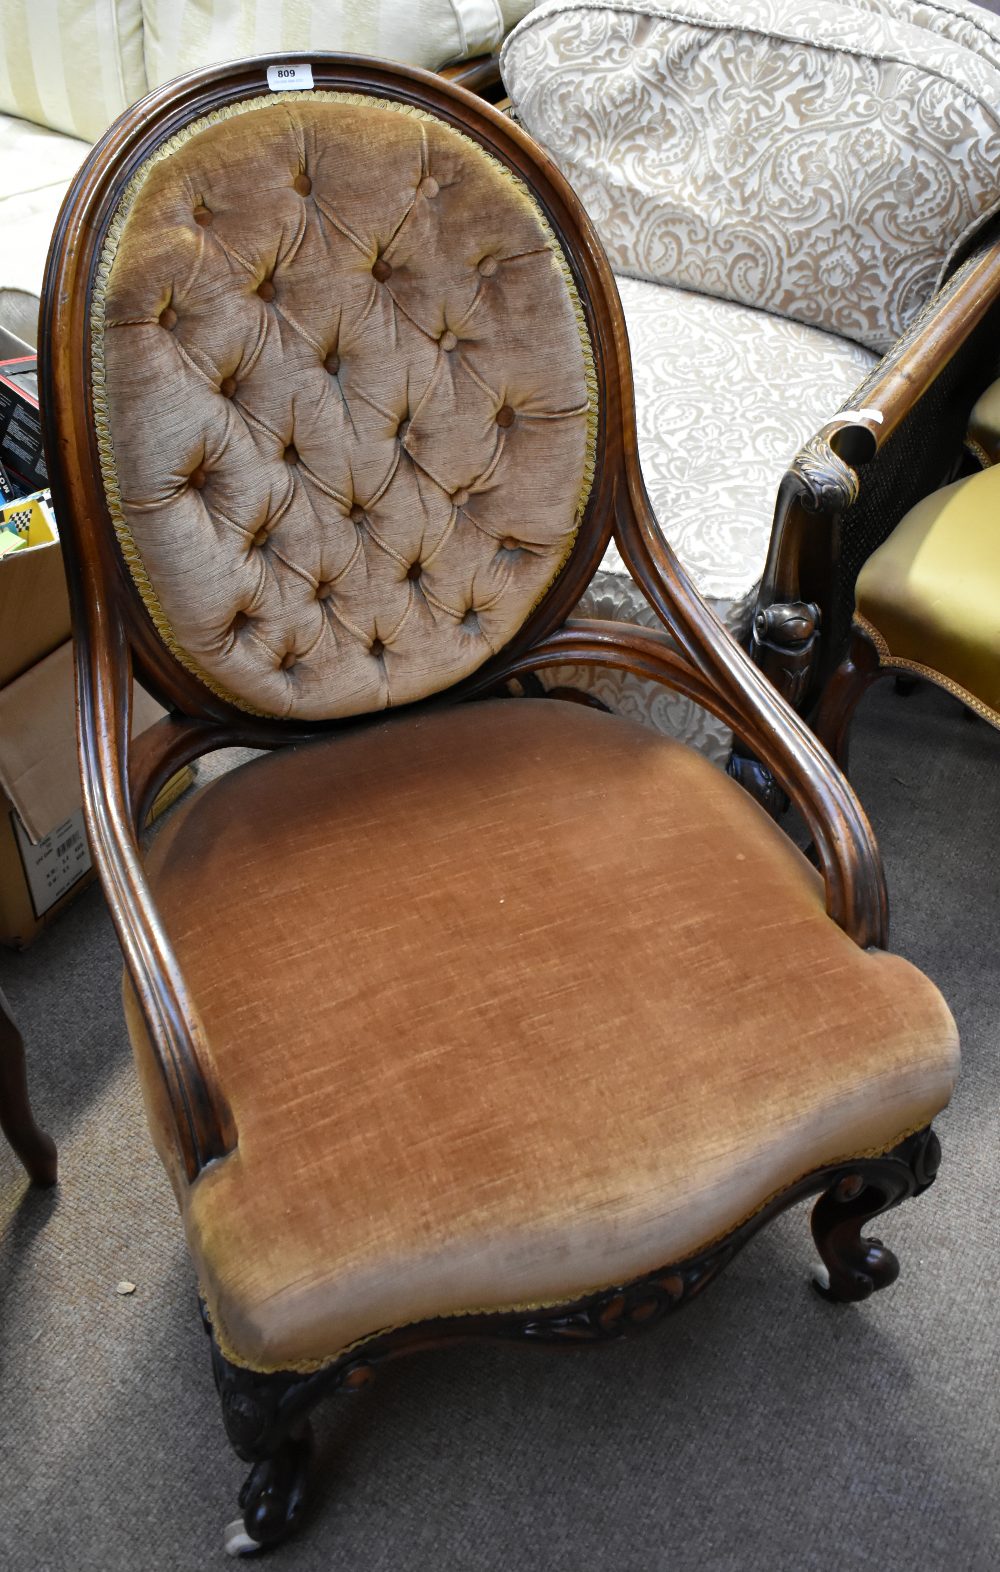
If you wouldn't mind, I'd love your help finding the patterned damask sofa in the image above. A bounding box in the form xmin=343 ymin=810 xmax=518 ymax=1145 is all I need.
xmin=502 ymin=0 xmax=1000 ymax=761
xmin=0 ymin=0 xmax=533 ymax=343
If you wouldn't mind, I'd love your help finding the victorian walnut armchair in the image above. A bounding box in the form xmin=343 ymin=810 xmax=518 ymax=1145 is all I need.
xmin=41 ymin=55 xmax=959 ymax=1555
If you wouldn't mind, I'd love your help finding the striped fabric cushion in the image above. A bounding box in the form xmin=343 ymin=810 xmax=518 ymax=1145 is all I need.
xmin=0 ymin=0 xmax=147 ymax=143
xmin=141 ymin=1 xmax=536 ymax=94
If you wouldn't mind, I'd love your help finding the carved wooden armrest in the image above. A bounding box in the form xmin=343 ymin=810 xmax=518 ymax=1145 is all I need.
xmin=755 ymin=234 xmax=1000 ymax=707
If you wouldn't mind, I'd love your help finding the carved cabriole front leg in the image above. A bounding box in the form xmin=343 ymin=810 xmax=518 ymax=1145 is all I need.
xmin=201 ymin=1127 xmax=941 ymax=1552
xmin=811 ymin=1126 xmax=941 ymax=1302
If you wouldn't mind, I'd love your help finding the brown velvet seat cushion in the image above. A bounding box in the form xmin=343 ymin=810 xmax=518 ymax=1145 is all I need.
xmin=129 ymin=700 xmax=958 ymax=1372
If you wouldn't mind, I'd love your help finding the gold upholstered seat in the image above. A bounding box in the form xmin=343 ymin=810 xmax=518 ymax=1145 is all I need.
xmin=815 ymin=452 xmax=1000 ymax=766
xmin=42 ymin=52 xmax=959 ymax=1556
xmin=133 ymin=699 xmax=956 ymax=1372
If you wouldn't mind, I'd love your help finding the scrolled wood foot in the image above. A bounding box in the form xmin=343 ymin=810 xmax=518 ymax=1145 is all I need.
xmin=225 ymin=1426 xmax=313 ymax=1556
xmin=810 ymin=1126 xmax=941 ymax=1304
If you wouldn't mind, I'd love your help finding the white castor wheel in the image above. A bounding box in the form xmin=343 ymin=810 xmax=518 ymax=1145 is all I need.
xmin=224 ymin=1518 xmax=263 ymax=1556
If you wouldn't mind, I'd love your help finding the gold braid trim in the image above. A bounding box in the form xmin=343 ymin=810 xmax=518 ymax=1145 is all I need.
xmin=963 ymin=436 xmax=995 ymax=471
xmin=856 ymin=614 xmax=1000 ymax=730
xmin=91 ymin=89 xmax=598 ymax=720
xmin=203 ymin=1116 xmax=933 ymax=1375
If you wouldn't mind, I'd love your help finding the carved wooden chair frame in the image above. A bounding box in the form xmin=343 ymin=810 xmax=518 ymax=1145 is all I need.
xmin=41 ymin=54 xmax=941 ymax=1553
xmin=737 ymin=227 xmax=1000 ymax=806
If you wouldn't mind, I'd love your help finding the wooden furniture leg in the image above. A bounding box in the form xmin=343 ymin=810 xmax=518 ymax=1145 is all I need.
xmin=812 ymin=623 xmax=885 ymax=774
xmin=0 ymin=987 xmax=57 ymax=1185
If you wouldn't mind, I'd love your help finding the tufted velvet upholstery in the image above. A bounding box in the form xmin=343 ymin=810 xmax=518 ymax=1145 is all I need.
xmin=95 ymin=94 xmax=596 ymax=720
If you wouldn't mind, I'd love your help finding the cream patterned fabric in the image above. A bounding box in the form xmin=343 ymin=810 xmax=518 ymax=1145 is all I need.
xmin=843 ymin=0 xmax=1000 ymax=64
xmin=0 ymin=116 xmax=89 ymax=300
xmin=539 ymin=278 xmax=876 ymax=758
xmin=0 ymin=0 xmax=147 ymax=143
xmin=502 ymin=0 xmax=1000 ymax=354
xmin=141 ymin=0 xmax=536 ymax=93
xmin=96 ymin=94 xmax=595 ymax=721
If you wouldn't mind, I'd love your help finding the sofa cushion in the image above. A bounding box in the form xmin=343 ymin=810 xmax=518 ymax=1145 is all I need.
xmin=539 ymin=276 xmax=876 ymax=756
xmin=842 ymin=0 xmax=1000 ymax=63
xmin=0 ymin=0 xmax=146 ymax=142
xmin=0 ymin=116 xmax=89 ymax=303
xmin=129 ymin=697 xmax=959 ymax=1370
xmin=502 ymin=0 xmax=1000 ymax=353
xmin=141 ymin=0 xmax=536 ymax=93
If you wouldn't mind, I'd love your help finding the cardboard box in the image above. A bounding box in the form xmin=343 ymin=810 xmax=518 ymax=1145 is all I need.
xmin=0 ymin=353 xmax=46 ymax=493
xmin=0 ymin=327 xmax=43 ymax=504
xmin=0 ymin=640 xmax=169 ymax=947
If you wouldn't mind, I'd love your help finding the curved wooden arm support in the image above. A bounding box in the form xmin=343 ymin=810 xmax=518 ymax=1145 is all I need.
xmin=612 ymin=490 xmax=888 ymax=950
xmin=77 ymin=582 xmax=236 ymax=1180
xmin=482 ymin=620 xmax=750 ymax=738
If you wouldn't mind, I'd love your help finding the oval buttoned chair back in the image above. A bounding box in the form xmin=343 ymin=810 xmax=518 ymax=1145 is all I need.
xmin=62 ymin=67 xmax=606 ymax=725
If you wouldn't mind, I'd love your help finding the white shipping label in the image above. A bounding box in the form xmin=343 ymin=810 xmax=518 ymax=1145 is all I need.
xmin=12 ymin=807 xmax=92 ymax=918
xmin=267 ymin=63 xmax=314 ymax=92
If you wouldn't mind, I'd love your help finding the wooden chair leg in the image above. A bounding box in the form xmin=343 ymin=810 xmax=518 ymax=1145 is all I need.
xmin=204 ymin=1305 xmax=319 ymax=1555
xmin=810 ymin=1126 xmax=941 ymax=1303
xmin=812 ymin=622 xmax=884 ymax=774
xmin=0 ymin=988 xmax=57 ymax=1186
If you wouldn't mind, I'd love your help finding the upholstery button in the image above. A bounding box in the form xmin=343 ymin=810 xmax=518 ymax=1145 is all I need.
xmin=252 ymin=526 xmax=269 ymax=548
xmin=316 ymin=581 xmax=334 ymax=601
xmin=292 ymin=173 xmax=312 ymax=196
xmin=451 ymin=488 xmax=469 ymax=507
xmin=370 ymin=637 xmax=385 ymax=658
xmin=500 ymin=536 xmax=521 ymax=552
xmin=284 ymin=444 xmax=299 ymax=465
xmin=189 ymin=466 xmax=207 ymax=489
xmin=257 ymin=280 xmax=276 ymax=302
xmin=230 ymin=610 xmax=249 ymax=634
xmin=325 ymin=352 xmax=340 ymax=376
xmin=419 ymin=177 xmax=439 ymax=198
xmin=496 ymin=404 xmax=515 ymax=428
xmin=397 ymin=418 xmax=410 ymax=440
xmin=279 ymin=651 xmax=297 ymax=671
xmin=372 ymin=257 xmax=392 ymax=283
xmin=193 ymin=205 xmax=213 ymax=227
xmin=461 ymin=608 xmax=478 ymax=629
xmin=159 ymin=306 xmax=177 ymax=330
xmin=349 ymin=504 xmax=365 ymax=524
xmin=439 ymin=330 xmax=457 ymax=352
xmin=477 ymin=255 xmax=498 ymax=276
xmin=220 ymin=376 xmax=237 ymax=398
xmin=406 ymin=561 xmax=422 ymax=581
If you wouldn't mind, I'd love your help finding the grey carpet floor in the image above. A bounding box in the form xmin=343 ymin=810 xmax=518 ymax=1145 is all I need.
xmin=1 ymin=680 xmax=998 ymax=1572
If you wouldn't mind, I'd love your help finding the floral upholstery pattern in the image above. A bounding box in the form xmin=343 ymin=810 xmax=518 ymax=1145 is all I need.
xmin=95 ymin=93 xmax=596 ymax=721
xmin=502 ymin=0 xmax=1000 ymax=353
xmin=843 ymin=0 xmax=1000 ymax=64
xmin=540 ymin=278 xmax=876 ymax=758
